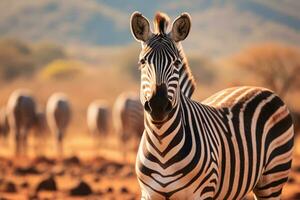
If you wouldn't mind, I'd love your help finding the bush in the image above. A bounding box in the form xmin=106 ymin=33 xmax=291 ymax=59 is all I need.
xmin=0 ymin=38 xmax=67 ymax=81
xmin=233 ymin=42 xmax=300 ymax=98
xmin=0 ymin=38 xmax=35 ymax=80
xmin=40 ymin=59 xmax=83 ymax=80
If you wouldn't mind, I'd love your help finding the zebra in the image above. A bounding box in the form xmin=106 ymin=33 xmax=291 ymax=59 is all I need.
xmin=113 ymin=92 xmax=144 ymax=160
xmin=0 ymin=107 xmax=9 ymax=140
xmin=87 ymin=100 xmax=110 ymax=137
xmin=32 ymin=111 xmax=49 ymax=154
xmin=130 ymin=12 xmax=294 ymax=200
xmin=46 ymin=92 xmax=71 ymax=155
xmin=6 ymin=89 xmax=37 ymax=156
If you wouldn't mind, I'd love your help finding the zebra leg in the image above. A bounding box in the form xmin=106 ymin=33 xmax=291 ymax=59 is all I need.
xmin=22 ymin=129 xmax=28 ymax=156
xmin=123 ymin=141 xmax=128 ymax=163
xmin=14 ymin=130 xmax=21 ymax=156
xmin=56 ymin=130 xmax=63 ymax=157
xmin=121 ymin=132 xmax=129 ymax=163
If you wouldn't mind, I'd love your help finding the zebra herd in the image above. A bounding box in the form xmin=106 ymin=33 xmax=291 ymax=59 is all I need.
xmin=0 ymin=89 xmax=144 ymax=157
xmin=130 ymin=12 xmax=294 ymax=200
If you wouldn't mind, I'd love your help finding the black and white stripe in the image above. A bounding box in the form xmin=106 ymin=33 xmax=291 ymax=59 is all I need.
xmin=131 ymin=12 xmax=294 ymax=200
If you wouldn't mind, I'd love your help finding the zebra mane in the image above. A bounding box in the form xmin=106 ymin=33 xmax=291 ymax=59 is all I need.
xmin=153 ymin=12 xmax=196 ymax=98
xmin=178 ymin=47 xmax=196 ymax=98
xmin=154 ymin=12 xmax=170 ymax=34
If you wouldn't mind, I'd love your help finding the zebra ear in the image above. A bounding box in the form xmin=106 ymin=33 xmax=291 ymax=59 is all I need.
xmin=130 ymin=12 xmax=152 ymax=42
xmin=170 ymin=13 xmax=191 ymax=42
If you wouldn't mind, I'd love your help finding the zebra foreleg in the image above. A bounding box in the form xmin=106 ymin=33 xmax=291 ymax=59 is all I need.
xmin=14 ymin=130 xmax=21 ymax=156
xmin=56 ymin=130 xmax=64 ymax=157
xmin=122 ymin=141 xmax=128 ymax=164
xmin=21 ymin=129 xmax=28 ymax=156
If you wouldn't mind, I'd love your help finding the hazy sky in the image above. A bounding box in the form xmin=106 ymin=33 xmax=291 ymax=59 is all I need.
xmin=0 ymin=0 xmax=299 ymax=57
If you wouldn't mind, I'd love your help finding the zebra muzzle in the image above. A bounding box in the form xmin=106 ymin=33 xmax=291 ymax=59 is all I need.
xmin=144 ymin=84 xmax=172 ymax=122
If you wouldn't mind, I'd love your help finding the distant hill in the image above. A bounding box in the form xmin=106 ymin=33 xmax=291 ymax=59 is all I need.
xmin=0 ymin=0 xmax=299 ymax=57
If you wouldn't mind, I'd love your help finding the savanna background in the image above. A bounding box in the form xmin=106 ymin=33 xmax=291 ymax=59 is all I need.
xmin=0 ymin=0 xmax=300 ymax=199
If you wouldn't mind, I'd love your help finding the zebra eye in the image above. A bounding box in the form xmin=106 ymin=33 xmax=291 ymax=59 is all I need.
xmin=139 ymin=59 xmax=146 ymax=65
xmin=138 ymin=59 xmax=146 ymax=69
xmin=173 ymin=59 xmax=182 ymax=68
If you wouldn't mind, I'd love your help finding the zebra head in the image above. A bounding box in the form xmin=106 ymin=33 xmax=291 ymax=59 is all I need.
xmin=130 ymin=12 xmax=191 ymax=122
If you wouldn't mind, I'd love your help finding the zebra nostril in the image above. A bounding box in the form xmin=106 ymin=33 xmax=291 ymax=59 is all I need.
xmin=144 ymin=101 xmax=151 ymax=113
xmin=165 ymin=101 xmax=172 ymax=112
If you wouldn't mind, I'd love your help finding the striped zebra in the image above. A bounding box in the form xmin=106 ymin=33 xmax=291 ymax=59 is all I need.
xmin=87 ymin=100 xmax=110 ymax=137
xmin=130 ymin=12 xmax=294 ymax=200
xmin=46 ymin=93 xmax=71 ymax=155
xmin=113 ymin=92 xmax=144 ymax=159
xmin=0 ymin=107 xmax=9 ymax=139
xmin=6 ymin=89 xmax=37 ymax=156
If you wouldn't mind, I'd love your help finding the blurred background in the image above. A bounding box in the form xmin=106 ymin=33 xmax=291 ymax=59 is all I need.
xmin=0 ymin=0 xmax=300 ymax=199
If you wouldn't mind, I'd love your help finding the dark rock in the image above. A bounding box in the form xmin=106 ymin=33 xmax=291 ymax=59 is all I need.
xmin=20 ymin=181 xmax=29 ymax=188
xmin=294 ymin=166 xmax=300 ymax=173
xmin=290 ymin=192 xmax=300 ymax=200
xmin=106 ymin=187 xmax=114 ymax=193
xmin=33 ymin=156 xmax=55 ymax=165
xmin=36 ymin=176 xmax=57 ymax=192
xmin=15 ymin=166 xmax=40 ymax=176
xmin=69 ymin=181 xmax=92 ymax=196
xmin=287 ymin=177 xmax=295 ymax=183
xmin=2 ymin=181 xmax=17 ymax=193
xmin=120 ymin=186 xmax=129 ymax=194
xmin=94 ymin=176 xmax=100 ymax=182
xmin=63 ymin=156 xmax=81 ymax=165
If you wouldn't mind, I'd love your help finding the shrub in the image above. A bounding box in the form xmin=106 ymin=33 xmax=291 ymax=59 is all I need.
xmin=40 ymin=59 xmax=83 ymax=80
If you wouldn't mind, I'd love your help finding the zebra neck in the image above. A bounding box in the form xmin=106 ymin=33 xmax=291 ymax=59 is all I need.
xmin=178 ymin=44 xmax=196 ymax=99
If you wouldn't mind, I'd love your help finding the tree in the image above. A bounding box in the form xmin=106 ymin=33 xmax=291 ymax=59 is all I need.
xmin=32 ymin=43 xmax=66 ymax=67
xmin=234 ymin=43 xmax=300 ymax=98
xmin=0 ymin=38 xmax=35 ymax=80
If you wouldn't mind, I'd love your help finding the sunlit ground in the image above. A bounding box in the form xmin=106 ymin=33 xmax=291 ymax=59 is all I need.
xmin=0 ymin=133 xmax=140 ymax=200
xmin=0 ymin=124 xmax=299 ymax=200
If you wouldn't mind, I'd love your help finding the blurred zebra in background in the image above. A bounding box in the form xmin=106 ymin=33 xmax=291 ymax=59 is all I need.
xmin=0 ymin=107 xmax=9 ymax=143
xmin=46 ymin=93 xmax=71 ymax=156
xmin=6 ymin=89 xmax=37 ymax=156
xmin=87 ymin=100 xmax=110 ymax=148
xmin=32 ymin=111 xmax=49 ymax=155
xmin=113 ymin=92 xmax=144 ymax=160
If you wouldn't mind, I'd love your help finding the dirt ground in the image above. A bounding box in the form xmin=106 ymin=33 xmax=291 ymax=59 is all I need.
xmin=0 ymin=136 xmax=300 ymax=200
